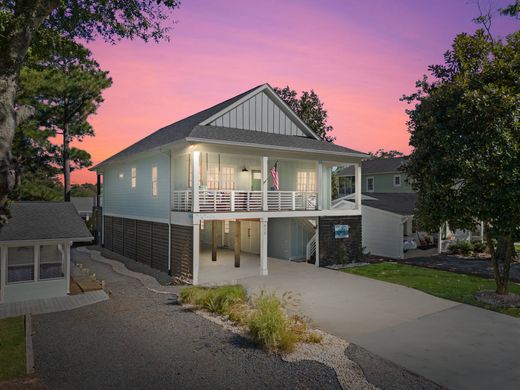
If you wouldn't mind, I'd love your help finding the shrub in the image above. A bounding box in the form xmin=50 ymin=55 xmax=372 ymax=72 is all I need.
xmin=248 ymin=292 xmax=298 ymax=353
xmin=472 ymin=241 xmax=487 ymax=253
xmin=306 ymin=331 xmax=323 ymax=344
xmin=180 ymin=285 xmax=246 ymax=314
xmin=448 ymin=241 xmax=474 ymax=256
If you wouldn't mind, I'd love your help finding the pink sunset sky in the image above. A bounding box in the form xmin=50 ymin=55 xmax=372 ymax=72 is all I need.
xmin=75 ymin=0 xmax=518 ymax=183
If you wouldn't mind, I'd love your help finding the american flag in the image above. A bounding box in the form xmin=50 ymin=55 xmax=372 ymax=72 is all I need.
xmin=271 ymin=162 xmax=279 ymax=190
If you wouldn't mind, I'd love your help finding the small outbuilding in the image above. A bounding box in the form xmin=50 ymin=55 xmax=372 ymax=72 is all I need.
xmin=0 ymin=202 xmax=93 ymax=303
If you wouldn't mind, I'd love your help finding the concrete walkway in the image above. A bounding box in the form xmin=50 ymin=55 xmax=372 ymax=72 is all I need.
xmin=239 ymin=259 xmax=520 ymax=390
xmin=0 ymin=290 xmax=108 ymax=319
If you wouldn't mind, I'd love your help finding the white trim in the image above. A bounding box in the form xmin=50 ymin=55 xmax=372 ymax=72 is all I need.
xmin=0 ymin=237 xmax=92 ymax=246
xmin=355 ymin=163 xmax=362 ymax=210
xmin=393 ymin=174 xmax=402 ymax=187
xmin=261 ymin=156 xmax=268 ymax=211
xmin=260 ymin=217 xmax=268 ymax=276
xmin=366 ymin=176 xmax=375 ymax=192
xmin=185 ymin=137 xmax=368 ymax=159
xmin=198 ymin=84 xmax=321 ymax=140
xmin=103 ymin=212 xmax=169 ymax=224
xmin=193 ymin=221 xmax=200 ymax=285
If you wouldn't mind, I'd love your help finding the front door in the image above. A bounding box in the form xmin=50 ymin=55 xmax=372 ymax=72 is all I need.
xmin=240 ymin=221 xmax=260 ymax=254
xmin=251 ymin=170 xmax=261 ymax=191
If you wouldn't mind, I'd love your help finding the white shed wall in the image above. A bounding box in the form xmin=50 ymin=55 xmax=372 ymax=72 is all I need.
xmin=362 ymin=206 xmax=403 ymax=259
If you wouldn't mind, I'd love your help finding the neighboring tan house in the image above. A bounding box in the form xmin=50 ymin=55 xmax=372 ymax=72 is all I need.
xmin=335 ymin=157 xmax=483 ymax=259
xmin=91 ymin=83 xmax=367 ymax=285
xmin=0 ymin=202 xmax=92 ymax=303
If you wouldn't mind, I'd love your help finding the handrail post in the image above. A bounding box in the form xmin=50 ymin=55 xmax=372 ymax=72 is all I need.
xmin=292 ymin=191 xmax=296 ymax=210
xmin=192 ymin=151 xmax=200 ymax=212
xmin=231 ymin=190 xmax=235 ymax=212
xmin=262 ymin=156 xmax=268 ymax=211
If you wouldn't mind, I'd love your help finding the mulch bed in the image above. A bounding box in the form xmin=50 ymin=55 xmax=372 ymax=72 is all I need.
xmin=475 ymin=291 xmax=520 ymax=308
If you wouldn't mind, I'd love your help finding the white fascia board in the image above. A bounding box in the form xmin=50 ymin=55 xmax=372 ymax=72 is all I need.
xmin=0 ymin=237 xmax=93 ymax=246
xmin=362 ymin=204 xmax=414 ymax=219
xmin=185 ymin=137 xmax=368 ymax=160
xmin=190 ymin=209 xmax=361 ymax=222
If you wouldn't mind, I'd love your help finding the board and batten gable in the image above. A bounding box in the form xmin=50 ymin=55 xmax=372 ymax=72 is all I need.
xmin=208 ymin=91 xmax=307 ymax=137
xmin=103 ymin=152 xmax=170 ymax=221
xmin=363 ymin=173 xmax=414 ymax=193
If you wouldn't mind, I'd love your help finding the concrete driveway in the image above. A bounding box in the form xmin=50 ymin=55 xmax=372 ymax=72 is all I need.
xmin=240 ymin=259 xmax=520 ymax=390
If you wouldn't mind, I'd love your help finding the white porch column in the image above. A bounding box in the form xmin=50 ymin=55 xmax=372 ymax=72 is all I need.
xmin=317 ymin=161 xmax=323 ymax=211
xmin=192 ymin=221 xmax=200 ymax=285
xmin=262 ymin=156 xmax=268 ymax=211
xmin=0 ymin=246 xmax=6 ymax=303
xmin=192 ymin=150 xmax=200 ymax=212
xmin=315 ymin=217 xmax=320 ymax=267
xmin=354 ymin=163 xmax=362 ymax=210
xmin=260 ymin=217 xmax=268 ymax=275
xmin=64 ymin=243 xmax=71 ymax=293
xmin=438 ymin=225 xmax=443 ymax=254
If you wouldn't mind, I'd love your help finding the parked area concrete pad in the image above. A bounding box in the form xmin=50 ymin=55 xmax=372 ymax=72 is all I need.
xmin=239 ymin=260 xmax=520 ymax=390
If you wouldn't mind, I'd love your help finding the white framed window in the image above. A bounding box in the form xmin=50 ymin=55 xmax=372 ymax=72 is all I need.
xmin=207 ymin=164 xmax=219 ymax=190
xmin=297 ymin=171 xmax=317 ymax=192
xmin=220 ymin=166 xmax=235 ymax=190
xmin=152 ymin=165 xmax=158 ymax=196
xmin=366 ymin=177 xmax=375 ymax=192
xmin=131 ymin=167 xmax=137 ymax=188
xmin=39 ymin=245 xmax=64 ymax=280
xmin=393 ymin=174 xmax=401 ymax=187
xmin=7 ymin=246 xmax=35 ymax=283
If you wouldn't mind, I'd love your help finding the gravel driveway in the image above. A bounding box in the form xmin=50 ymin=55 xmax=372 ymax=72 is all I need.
xmin=32 ymin=249 xmax=340 ymax=389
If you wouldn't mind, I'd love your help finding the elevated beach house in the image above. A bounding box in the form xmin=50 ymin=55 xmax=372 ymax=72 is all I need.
xmin=92 ymin=84 xmax=366 ymax=284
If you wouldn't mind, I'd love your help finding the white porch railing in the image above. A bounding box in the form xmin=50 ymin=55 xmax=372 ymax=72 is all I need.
xmin=267 ymin=191 xmax=317 ymax=211
xmin=172 ymin=190 xmax=192 ymax=211
xmin=306 ymin=233 xmax=317 ymax=260
xmin=171 ymin=190 xmax=318 ymax=212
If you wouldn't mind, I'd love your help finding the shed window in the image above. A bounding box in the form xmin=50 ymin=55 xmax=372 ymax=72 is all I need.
xmin=394 ymin=175 xmax=401 ymax=187
xmin=7 ymin=246 xmax=34 ymax=283
xmin=131 ymin=167 xmax=137 ymax=188
xmin=39 ymin=245 xmax=64 ymax=279
xmin=366 ymin=177 xmax=375 ymax=192
xmin=152 ymin=166 xmax=158 ymax=196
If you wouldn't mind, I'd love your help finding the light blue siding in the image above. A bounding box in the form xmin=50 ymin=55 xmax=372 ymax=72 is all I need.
xmin=103 ymin=152 xmax=170 ymax=220
xmin=363 ymin=173 xmax=414 ymax=193
xmin=268 ymin=218 xmax=314 ymax=260
xmin=209 ymin=91 xmax=307 ymax=137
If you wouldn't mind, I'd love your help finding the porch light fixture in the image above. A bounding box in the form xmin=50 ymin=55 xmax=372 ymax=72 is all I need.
xmin=241 ymin=166 xmax=248 ymax=172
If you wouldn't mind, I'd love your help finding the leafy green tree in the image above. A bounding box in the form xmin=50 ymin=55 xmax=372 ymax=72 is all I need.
xmin=274 ymin=86 xmax=335 ymax=142
xmin=402 ymin=29 xmax=520 ymax=295
xmin=0 ymin=0 xmax=180 ymax=224
xmin=17 ymin=36 xmax=112 ymax=201
xmin=368 ymin=149 xmax=404 ymax=159
xmin=500 ymin=1 xmax=520 ymax=18
xmin=71 ymin=183 xmax=97 ymax=197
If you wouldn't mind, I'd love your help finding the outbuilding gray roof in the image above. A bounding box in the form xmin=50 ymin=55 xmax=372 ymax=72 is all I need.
xmin=93 ymin=84 xmax=366 ymax=169
xmin=339 ymin=156 xmax=408 ymax=176
xmin=71 ymin=197 xmax=94 ymax=213
xmin=0 ymin=202 xmax=93 ymax=243
xmin=361 ymin=192 xmax=417 ymax=216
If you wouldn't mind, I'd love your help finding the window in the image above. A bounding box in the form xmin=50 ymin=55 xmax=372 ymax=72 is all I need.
xmin=297 ymin=171 xmax=317 ymax=192
xmin=224 ymin=220 xmax=230 ymax=234
xmin=8 ymin=246 xmax=34 ymax=283
xmin=366 ymin=177 xmax=375 ymax=192
xmin=131 ymin=167 xmax=137 ymax=188
xmin=394 ymin=175 xmax=401 ymax=187
xmin=207 ymin=164 xmax=219 ymax=190
xmin=40 ymin=245 xmax=64 ymax=279
xmin=220 ymin=166 xmax=235 ymax=190
xmin=152 ymin=166 xmax=158 ymax=196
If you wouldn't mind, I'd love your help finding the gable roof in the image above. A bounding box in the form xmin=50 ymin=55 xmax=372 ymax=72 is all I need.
xmin=359 ymin=192 xmax=417 ymax=216
xmin=71 ymin=197 xmax=94 ymax=213
xmin=0 ymin=202 xmax=93 ymax=243
xmin=339 ymin=156 xmax=408 ymax=176
xmin=92 ymin=83 xmax=367 ymax=169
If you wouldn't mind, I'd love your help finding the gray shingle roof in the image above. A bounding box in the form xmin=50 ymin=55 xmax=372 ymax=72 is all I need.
xmin=188 ymin=125 xmax=366 ymax=156
xmin=93 ymin=84 xmax=367 ymax=169
xmin=0 ymin=202 xmax=93 ymax=243
xmin=71 ymin=197 xmax=94 ymax=213
xmin=339 ymin=156 xmax=408 ymax=176
xmin=361 ymin=192 xmax=417 ymax=216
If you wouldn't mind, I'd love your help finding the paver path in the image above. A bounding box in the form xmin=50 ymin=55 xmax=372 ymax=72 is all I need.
xmin=32 ymin=249 xmax=341 ymax=389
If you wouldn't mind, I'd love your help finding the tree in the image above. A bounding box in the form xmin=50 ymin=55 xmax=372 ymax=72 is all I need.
xmin=0 ymin=0 xmax=180 ymax=224
xmin=500 ymin=1 xmax=520 ymax=18
xmin=402 ymin=29 xmax=520 ymax=295
xmin=18 ymin=35 xmax=112 ymax=201
xmin=368 ymin=149 xmax=404 ymax=159
xmin=274 ymin=86 xmax=335 ymax=141
xmin=71 ymin=183 xmax=97 ymax=197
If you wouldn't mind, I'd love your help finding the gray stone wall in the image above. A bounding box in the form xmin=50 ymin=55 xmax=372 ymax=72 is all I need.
xmin=318 ymin=215 xmax=362 ymax=267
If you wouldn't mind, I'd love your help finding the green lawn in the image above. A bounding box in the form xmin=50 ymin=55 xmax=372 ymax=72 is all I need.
xmin=0 ymin=316 xmax=26 ymax=381
xmin=343 ymin=262 xmax=520 ymax=318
